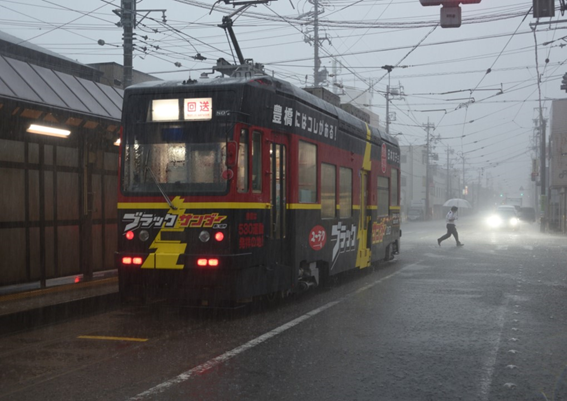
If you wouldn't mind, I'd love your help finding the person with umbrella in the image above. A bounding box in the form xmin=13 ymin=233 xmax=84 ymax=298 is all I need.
xmin=438 ymin=206 xmax=464 ymax=247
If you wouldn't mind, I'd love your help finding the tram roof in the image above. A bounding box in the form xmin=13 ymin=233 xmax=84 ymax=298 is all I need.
xmin=126 ymin=75 xmax=399 ymax=148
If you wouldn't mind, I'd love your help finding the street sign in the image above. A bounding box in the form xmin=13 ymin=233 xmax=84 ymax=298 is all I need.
xmin=441 ymin=6 xmax=462 ymax=28
xmin=420 ymin=0 xmax=480 ymax=5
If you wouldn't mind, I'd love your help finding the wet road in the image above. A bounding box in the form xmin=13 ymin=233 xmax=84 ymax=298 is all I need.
xmin=1 ymin=216 xmax=566 ymax=400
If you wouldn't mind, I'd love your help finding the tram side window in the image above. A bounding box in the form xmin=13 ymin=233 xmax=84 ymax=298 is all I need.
xmin=252 ymin=131 xmax=262 ymax=192
xmin=390 ymin=169 xmax=399 ymax=206
xmin=377 ymin=176 xmax=389 ymax=216
xmin=298 ymin=141 xmax=317 ymax=203
xmin=339 ymin=167 xmax=352 ymax=218
xmin=321 ymin=163 xmax=336 ymax=218
xmin=237 ymin=129 xmax=249 ymax=193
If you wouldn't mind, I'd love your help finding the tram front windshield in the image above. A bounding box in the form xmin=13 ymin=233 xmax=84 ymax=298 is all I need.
xmin=122 ymin=123 xmax=231 ymax=195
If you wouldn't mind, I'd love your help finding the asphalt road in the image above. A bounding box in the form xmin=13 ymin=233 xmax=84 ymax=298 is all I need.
xmin=0 ymin=216 xmax=566 ymax=401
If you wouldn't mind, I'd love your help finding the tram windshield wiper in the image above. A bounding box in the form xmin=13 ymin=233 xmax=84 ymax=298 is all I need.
xmin=145 ymin=166 xmax=178 ymax=211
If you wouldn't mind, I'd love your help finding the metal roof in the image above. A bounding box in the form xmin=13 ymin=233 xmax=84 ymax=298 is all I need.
xmin=0 ymin=54 xmax=123 ymax=121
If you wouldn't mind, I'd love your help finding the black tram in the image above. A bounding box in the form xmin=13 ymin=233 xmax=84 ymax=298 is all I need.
xmin=116 ymin=68 xmax=401 ymax=305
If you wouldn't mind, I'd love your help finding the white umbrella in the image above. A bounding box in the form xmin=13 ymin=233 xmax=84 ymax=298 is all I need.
xmin=443 ymin=198 xmax=472 ymax=208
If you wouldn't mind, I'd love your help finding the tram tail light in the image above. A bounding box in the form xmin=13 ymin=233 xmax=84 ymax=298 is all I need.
xmin=122 ymin=256 xmax=143 ymax=265
xmin=214 ymin=232 xmax=224 ymax=242
xmin=197 ymin=258 xmax=220 ymax=267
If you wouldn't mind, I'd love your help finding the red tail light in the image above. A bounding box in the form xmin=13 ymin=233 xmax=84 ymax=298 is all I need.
xmin=122 ymin=256 xmax=143 ymax=265
xmin=214 ymin=232 xmax=224 ymax=242
xmin=125 ymin=231 xmax=135 ymax=240
xmin=197 ymin=258 xmax=219 ymax=267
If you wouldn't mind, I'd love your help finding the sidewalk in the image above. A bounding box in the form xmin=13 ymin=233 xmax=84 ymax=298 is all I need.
xmin=0 ymin=276 xmax=119 ymax=336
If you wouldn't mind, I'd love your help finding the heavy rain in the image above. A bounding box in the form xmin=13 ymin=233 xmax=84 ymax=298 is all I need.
xmin=0 ymin=1 xmax=566 ymax=400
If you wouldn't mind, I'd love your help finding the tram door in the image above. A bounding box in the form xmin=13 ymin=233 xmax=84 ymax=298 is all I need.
xmin=266 ymin=136 xmax=290 ymax=269
xmin=357 ymin=170 xmax=371 ymax=268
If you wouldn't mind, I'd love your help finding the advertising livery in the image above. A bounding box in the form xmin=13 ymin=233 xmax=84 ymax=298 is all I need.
xmin=117 ymin=75 xmax=401 ymax=306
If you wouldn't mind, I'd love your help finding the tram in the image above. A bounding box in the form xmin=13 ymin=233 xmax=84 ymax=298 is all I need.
xmin=116 ymin=60 xmax=401 ymax=305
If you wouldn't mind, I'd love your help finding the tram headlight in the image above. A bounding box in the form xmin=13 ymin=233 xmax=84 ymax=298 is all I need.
xmin=199 ymin=230 xmax=211 ymax=242
xmin=139 ymin=230 xmax=150 ymax=242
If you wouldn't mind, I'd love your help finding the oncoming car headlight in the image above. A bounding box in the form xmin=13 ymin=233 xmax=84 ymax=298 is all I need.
xmin=510 ymin=217 xmax=519 ymax=226
xmin=487 ymin=215 xmax=502 ymax=228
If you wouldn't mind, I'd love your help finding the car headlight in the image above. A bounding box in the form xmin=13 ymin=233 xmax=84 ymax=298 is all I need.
xmin=510 ymin=217 xmax=519 ymax=226
xmin=487 ymin=215 xmax=502 ymax=227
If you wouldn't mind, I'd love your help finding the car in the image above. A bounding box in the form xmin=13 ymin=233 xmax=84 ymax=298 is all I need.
xmin=486 ymin=207 xmax=520 ymax=230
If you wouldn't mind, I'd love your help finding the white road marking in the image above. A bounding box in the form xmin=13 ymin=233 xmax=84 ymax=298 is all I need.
xmin=128 ymin=266 xmax=416 ymax=401
xmin=478 ymin=299 xmax=509 ymax=401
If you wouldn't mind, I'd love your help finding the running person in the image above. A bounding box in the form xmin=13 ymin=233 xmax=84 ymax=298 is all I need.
xmin=438 ymin=206 xmax=464 ymax=247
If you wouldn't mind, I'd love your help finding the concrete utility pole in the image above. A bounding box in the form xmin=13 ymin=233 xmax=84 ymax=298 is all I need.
xmin=313 ymin=0 xmax=320 ymax=86
xmin=446 ymin=147 xmax=453 ymax=200
xmin=539 ymin=111 xmax=547 ymax=232
xmin=424 ymin=119 xmax=435 ymax=219
xmin=381 ymin=65 xmax=395 ymax=135
xmin=121 ymin=0 xmax=135 ymax=89
xmin=114 ymin=2 xmax=166 ymax=89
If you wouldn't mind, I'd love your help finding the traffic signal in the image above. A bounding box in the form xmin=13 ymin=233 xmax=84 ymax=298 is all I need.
xmin=561 ymin=72 xmax=567 ymax=92
xmin=420 ymin=0 xmax=480 ymax=4
xmin=533 ymin=0 xmax=555 ymax=18
xmin=419 ymin=0 xmax=481 ymax=29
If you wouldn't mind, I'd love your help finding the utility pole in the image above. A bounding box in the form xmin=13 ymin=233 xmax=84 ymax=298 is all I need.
xmin=121 ymin=0 xmax=135 ymax=89
xmin=477 ymin=168 xmax=482 ymax=209
xmin=313 ymin=0 xmax=320 ymax=86
xmin=424 ymin=118 xmax=435 ymax=219
xmin=446 ymin=147 xmax=453 ymax=200
xmin=302 ymin=0 xmax=329 ymax=86
xmin=114 ymin=2 xmax=167 ymax=89
xmin=381 ymin=65 xmax=394 ymax=135
xmin=462 ymin=154 xmax=466 ymax=198
xmin=539 ymin=111 xmax=547 ymax=232
xmin=386 ymin=74 xmax=390 ymax=135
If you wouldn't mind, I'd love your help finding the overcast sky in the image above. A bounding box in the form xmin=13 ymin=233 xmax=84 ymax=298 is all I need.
xmin=1 ymin=0 xmax=564 ymax=201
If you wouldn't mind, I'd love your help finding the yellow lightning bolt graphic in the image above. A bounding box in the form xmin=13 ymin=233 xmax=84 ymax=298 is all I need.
xmin=356 ymin=124 xmax=373 ymax=269
xmin=142 ymin=196 xmax=187 ymax=270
